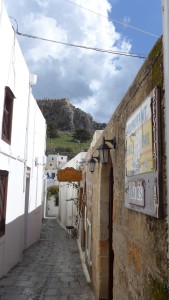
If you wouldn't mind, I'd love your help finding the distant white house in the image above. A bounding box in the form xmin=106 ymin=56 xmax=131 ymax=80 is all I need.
xmin=44 ymin=154 xmax=67 ymax=217
xmin=0 ymin=2 xmax=46 ymax=278
xmin=45 ymin=154 xmax=67 ymax=187
xmin=58 ymin=152 xmax=86 ymax=229
xmin=46 ymin=154 xmax=67 ymax=169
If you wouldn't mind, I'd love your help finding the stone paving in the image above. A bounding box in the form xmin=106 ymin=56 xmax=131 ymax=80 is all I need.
xmin=0 ymin=218 xmax=95 ymax=300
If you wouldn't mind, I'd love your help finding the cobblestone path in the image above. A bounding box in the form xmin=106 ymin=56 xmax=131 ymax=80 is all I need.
xmin=0 ymin=218 xmax=95 ymax=300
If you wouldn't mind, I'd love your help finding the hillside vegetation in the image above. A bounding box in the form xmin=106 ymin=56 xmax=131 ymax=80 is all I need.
xmin=46 ymin=130 xmax=91 ymax=159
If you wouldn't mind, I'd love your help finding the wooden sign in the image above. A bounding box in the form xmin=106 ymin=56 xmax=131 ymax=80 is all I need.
xmin=57 ymin=167 xmax=82 ymax=182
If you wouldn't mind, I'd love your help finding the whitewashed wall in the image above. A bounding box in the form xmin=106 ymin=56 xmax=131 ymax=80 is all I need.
xmin=59 ymin=152 xmax=86 ymax=228
xmin=47 ymin=195 xmax=59 ymax=217
xmin=0 ymin=2 xmax=46 ymax=277
xmin=46 ymin=154 xmax=67 ymax=169
xmin=45 ymin=154 xmax=67 ymax=188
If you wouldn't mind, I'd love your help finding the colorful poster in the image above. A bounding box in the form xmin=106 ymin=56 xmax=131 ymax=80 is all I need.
xmin=125 ymin=97 xmax=154 ymax=176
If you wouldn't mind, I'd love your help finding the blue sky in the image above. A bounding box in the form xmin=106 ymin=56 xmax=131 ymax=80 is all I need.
xmin=109 ymin=0 xmax=162 ymax=54
xmin=5 ymin=0 xmax=162 ymax=123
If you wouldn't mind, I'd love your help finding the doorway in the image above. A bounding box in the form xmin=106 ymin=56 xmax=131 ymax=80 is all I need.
xmin=108 ymin=167 xmax=114 ymax=299
xmin=98 ymin=164 xmax=114 ymax=299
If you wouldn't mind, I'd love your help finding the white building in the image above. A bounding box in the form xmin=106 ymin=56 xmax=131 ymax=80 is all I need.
xmin=44 ymin=154 xmax=67 ymax=217
xmin=46 ymin=154 xmax=67 ymax=170
xmin=58 ymin=152 xmax=86 ymax=229
xmin=0 ymin=2 xmax=46 ymax=277
xmin=45 ymin=154 xmax=67 ymax=187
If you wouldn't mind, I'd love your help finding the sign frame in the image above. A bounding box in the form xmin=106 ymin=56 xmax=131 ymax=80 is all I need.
xmin=57 ymin=167 xmax=82 ymax=182
xmin=125 ymin=87 xmax=162 ymax=218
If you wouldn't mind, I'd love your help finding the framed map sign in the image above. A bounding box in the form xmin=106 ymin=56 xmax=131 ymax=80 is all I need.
xmin=126 ymin=96 xmax=154 ymax=176
xmin=125 ymin=87 xmax=162 ymax=218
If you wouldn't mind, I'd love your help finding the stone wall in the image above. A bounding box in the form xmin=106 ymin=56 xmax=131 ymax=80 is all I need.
xmin=85 ymin=37 xmax=169 ymax=299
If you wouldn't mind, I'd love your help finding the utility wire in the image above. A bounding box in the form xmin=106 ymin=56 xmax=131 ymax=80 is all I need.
xmin=9 ymin=16 xmax=18 ymax=32
xmin=65 ymin=0 xmax=159 ymax=38
xmin=16 ymin=31 xmax=146 ymax=58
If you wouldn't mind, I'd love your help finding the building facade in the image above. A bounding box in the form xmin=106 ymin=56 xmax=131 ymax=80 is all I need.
xmin=0 ymin=2 xmax=46 ymax=277
xmin=44 ymin=154 xmax=67 ymax=217
xmin=81 ymin=37 xmax=169 ymax=299
xmin=58 ymin=152 xmax=86 ymax=230
xmin=162 ymin=0 xmax=169 ymax=264
xmin=45 ymin=154 xmax=67 ymax=187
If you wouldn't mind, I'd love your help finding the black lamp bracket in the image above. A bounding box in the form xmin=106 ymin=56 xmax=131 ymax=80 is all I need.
xmin=104 ymin=137 xmax=116 ymax=149
xmin=92 ymin=155 xmax=100 ymax=162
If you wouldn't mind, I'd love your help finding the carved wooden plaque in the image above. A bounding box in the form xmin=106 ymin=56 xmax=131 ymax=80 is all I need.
xmin=57 ymin=167 xmax=82 ymax=182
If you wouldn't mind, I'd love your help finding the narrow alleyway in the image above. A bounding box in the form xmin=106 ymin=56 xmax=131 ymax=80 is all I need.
xmin=0 ymin=219 xmax=95 ymax=300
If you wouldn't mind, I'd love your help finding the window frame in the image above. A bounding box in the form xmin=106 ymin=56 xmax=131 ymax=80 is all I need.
xmin=55 ymin=196 xmax=59 ymax=207
xmin=1 ymin=86 xmax=15 ymax=144
xmin=0 ymin=170 xmax=8 ymax=238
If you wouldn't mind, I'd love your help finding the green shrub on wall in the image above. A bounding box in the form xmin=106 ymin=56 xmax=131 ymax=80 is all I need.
xmin=148 ymin=275 xmax=169 ymax=300
xmin=47 ymin=185 xmax=59 ymax=200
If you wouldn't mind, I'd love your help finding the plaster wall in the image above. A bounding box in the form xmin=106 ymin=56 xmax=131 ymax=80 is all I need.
xmin=162 ymin=0 xmax=169 ymax=263
xmin=46 ymin=154 xmax=67 ymax=169
xmin=0 ymin=4 xmax=46 ymax=277
xmin=59 ymin=152 xmax=86 ymax=228
xmin=87 ymin=38 xmax=169 ymax=299
xmin=47 ymin=195 xmax=59 ymax=217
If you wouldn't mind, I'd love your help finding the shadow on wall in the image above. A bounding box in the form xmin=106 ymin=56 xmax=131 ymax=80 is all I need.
xmin=0 ymin=205 xmax=42 ymax=278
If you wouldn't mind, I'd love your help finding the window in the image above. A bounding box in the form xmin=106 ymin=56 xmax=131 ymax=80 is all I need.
xmin=1 ymin=87 xmax=15 ymax=144
xmin=55 ymin=197 xmax=59 ymax=206
xmin=0 ymin=171 xmax=8 ymax=238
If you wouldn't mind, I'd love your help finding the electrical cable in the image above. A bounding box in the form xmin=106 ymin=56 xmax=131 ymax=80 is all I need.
xmin=16 ymin=31 xmax=146 ymax=58
xmin=64 ymin=0 xmax=159 ymax=38
xmin=115 ymin=48 xmax=162 ymax=120
xmin=9 ymin=16 xmax=18 ymax=32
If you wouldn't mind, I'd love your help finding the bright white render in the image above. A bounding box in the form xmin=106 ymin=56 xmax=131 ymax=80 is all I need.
xmin=0 ymin=2 xmax=46 ymax=277
xmin=46 ymin=154 xmax=67 ymax=170
xmin=45 ymin=154 xmax=67 ymax=217
xmin=45 ymin=154 xmax=67 ymax=187
xmin=58 ymin=152 xmax=86 ymax=229
xmin=47 ymin=194 xmax=59 ymax=218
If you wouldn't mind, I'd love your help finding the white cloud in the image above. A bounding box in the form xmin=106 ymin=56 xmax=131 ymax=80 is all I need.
xmin=23 ymin=14 xmax=69 ymax=62
xmin=5 ymin=0 xmax=143 ymax=123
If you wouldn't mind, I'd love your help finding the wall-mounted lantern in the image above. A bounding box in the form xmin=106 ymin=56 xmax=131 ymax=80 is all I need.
xmin=97 ymin=136 xmax=116 ymax=164
xmin=88 ymin=155 xmax=100 ymax=173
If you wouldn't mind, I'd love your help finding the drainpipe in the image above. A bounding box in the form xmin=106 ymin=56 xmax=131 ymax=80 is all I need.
xmin=35 ymin=155 xmax=39 ymax=208
xmin=23 ymin=73 xmax=37 ymax=192
xmin=162 ymin=0 xmax=169 ymax=261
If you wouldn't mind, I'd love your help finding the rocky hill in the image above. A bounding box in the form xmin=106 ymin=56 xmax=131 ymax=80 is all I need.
xmin=37 ymin=98 xmax=106 ymax=132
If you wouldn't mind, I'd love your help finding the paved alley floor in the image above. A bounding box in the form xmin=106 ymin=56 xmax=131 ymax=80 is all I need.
xmin=0 ymin=218 xmax=95 ymax=300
